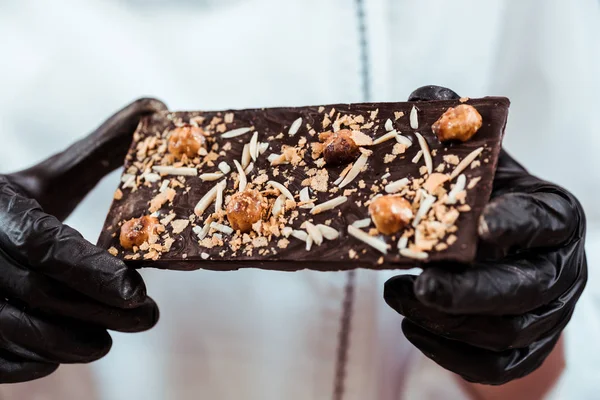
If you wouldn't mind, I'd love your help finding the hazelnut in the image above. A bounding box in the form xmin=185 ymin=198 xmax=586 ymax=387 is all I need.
xmin=369 ymin=195 xmax=413 ymax=235
xmin=119 ymin=216 xmax=161 ymax=249
xmin=432 ymin=104 xmax=482 ymax=142
xmin=226 ymin=189 xmax=267 ymax=233
xmin=323 ymin=129 xmax=360 ymax=166
xmin=167 ymin=124 xmax=206 ymax=159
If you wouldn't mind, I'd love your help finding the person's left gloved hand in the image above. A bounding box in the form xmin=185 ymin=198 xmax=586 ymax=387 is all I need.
xmin=384 ymin=86 xmax=587 ymax=385
xmin=0 ymin=98 xmax=167 ymax=383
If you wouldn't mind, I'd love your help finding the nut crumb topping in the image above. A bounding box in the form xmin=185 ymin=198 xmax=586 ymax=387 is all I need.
xmin=171 ymin=219 xmax=189 ymax=234
xmin=443 ymin=154 xmax=459 ymax=165
xmin=113 ymin=102 xmax=495 ymax=264
xmin=149 ymin=188 xmax=176 ymax=213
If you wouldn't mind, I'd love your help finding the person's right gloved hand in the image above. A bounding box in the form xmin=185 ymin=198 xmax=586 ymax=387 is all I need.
xmin=384 ymin=86 xmax=587 ymax=385
xmin=0 ymin=98 xmax=166 ymax=383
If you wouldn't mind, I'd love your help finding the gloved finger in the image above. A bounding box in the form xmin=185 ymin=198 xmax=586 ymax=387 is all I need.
xmin=0 ymin=350 xmax=58 ymax=384
xmin=0 ymin=256 xmax=158 ymax=331
xmin=478 ymin=190 xmax=581 ymax=255
xmin=0 ymin=300 xmax=112 ymax=364
xmin=385 ymin=275 xmax=575 ymax=351
xmin=7 ymin=98 xmax=168 ymax=220
xmin=403 ymin=247 xmax=584 ymax=315
xmin=0 ymin=188 xmax=149 ymax=309
xmin=401 ymin=319 xmax=559 ymax=385
xmin=407 ymin=85 xmax=460 ymax=102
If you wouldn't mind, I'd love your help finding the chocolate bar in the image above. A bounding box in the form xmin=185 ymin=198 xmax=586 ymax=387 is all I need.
xmin=98 ymin=97 xmax=510 ymax=271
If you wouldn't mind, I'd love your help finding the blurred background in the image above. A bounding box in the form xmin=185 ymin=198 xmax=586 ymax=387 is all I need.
xmin=1 ymin=0 xmax=599 ymax=399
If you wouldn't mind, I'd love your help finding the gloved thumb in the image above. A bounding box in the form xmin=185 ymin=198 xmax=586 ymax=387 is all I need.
xmin=7 ymin=98 xmax=167 ymax=220
xmin=478 ymin=188 xmax=580 ymax=259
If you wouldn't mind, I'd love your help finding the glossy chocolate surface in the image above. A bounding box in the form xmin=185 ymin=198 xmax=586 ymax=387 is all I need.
xmin=98 ymin=97 xmax=509 ymax=271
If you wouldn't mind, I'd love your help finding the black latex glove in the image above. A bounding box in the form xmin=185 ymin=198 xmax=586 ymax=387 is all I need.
xmin=0 ymin=98 xmax=167 ymax=383
xmin=384 ymin=86 xmax=587 ymax=385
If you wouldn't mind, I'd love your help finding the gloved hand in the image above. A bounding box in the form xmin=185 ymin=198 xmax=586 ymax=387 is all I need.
xmin=384 ymin=86 xmax=587 ymax=385
xmin=0 ymin=98 xmax=167 ymax=383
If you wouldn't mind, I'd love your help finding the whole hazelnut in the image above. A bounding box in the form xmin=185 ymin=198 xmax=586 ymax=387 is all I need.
xmin=119 ymin=215 xmax=161 ymax=249
xmin=167 ymin=124 xmax=207 ymax=159
xmin=368 ymin=195 xmax=413 ymax=235
xmin=432 ymin=104 xmax=483 ymax=142
xmin=226 ymin=189 xmax=267 ymax=233
xmin=323 ymin=129 xmax=360 ymax=166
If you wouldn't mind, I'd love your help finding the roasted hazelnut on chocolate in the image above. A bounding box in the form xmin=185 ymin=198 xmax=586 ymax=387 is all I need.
xmin=432 ymin=104 xmax=483 ymax=142
xmin=368 ymin=195 xmax=413 ymax=235
xmin=167 ymin=124 xmax=206 ymax=159
xmin=119 ymin=215 xmax=161 ymax=249
xmin=323 ymin=129 xmax=360 ymax=166
xmin=226 ymin=189 xmax=267 ymax=233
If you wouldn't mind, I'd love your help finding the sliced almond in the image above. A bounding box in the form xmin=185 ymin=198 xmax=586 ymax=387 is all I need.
xmin=410 ymin=106 xmax=418 ymax=129
xmin=299 ymin=187 xmax=314 ymax=209
xmin=194 ymin=186 xmax=218 ymax=217
xmin=373 ymin=130 xmax=398 ymax=145
xmin=412 ymin=150 xmax=423 ymax=164
xmin=352 ymin=218 xmax=371 ymax=229
xmin=267 ymin=180 xmax=295 ymax=201
xmin=269 ymin=153 xmax=287 ymax=166
xmin=221 ymin=127 xmax=252 ymax=138
xmin=305 ymin=235 xmax=313 ymax=251
xmin=214 ymin=180 xmax=226 ymax=211
xmin=347 ymin=225 xmax=388 ymax=254
xmin=304 ymin=221 xmax=323 ymax=246
xmin=152 ymin=166 xmax=197 ymax=176
xmin=414 ymin=132 xmax=432 ymax=174
xmin=396 ymin=135 xmax=412 ymax=147
xmin=143 ymin=173 xmax=161 ymax=183
xmin=450 ymin=147 xmax=484 ymax=180
xmin=288 ymin=117 xmax=303 ymax=136
xmin=413 ymin=191 xmax=436 ymax=228
xmin=446 ymin=174 xmax=467 ymax=205
xmin=291 ymin=230 xmax=308 ymax=241
xmin=200 ymin=172 xmax=224 ymax=181
xmin=233 ymin=160 xmax=247 ymax=192
xmin=159 ymin=180 xmax=170 ymax=193
xmin=385 ymin=118 xmax=394 ymax=131
xmin=385 ymin=178 xmax=409 ymax=194
xmin=210 ymin=222 xmax=234 ymax=235
xmin=311 ymin=196 xmax=348 ymax=214
xmin=317 ymin=224 xmax=340 ymax=240
xmin=282 ymin=226 xmax=293 ymax=237
xmin=218 ymin=162 xmax=231 ymax=174
xmin=397 ymin=236 xmax=408 ymax=250
xmin=400 ymin=248 xmax=428 ymax=260
xmin=241 ymin=143 xmax=251 ymax=169
xmin=272 ymin=195 xmax=286 ymax=217
xmin=339 ymin=153 xmax=369 ymax=188
xmin=249 ymin=131 xmax=259 ymax=161
xmin=257 ymin=142 xmax=269 ymax=155
xmin=333 ymin=164 xmax=353 ymax=186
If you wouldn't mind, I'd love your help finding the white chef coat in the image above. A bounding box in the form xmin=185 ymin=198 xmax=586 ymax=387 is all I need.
xmin=0 ymin=1 xmax=599 ymax=399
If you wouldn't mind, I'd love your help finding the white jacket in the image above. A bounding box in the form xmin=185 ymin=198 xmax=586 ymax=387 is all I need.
xmin=0 ymin=1 xmax=599 ymax=399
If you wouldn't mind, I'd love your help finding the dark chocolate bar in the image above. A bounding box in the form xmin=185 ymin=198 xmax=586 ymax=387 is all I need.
xmin=98 ymin=97 xmax=510 ymax=271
